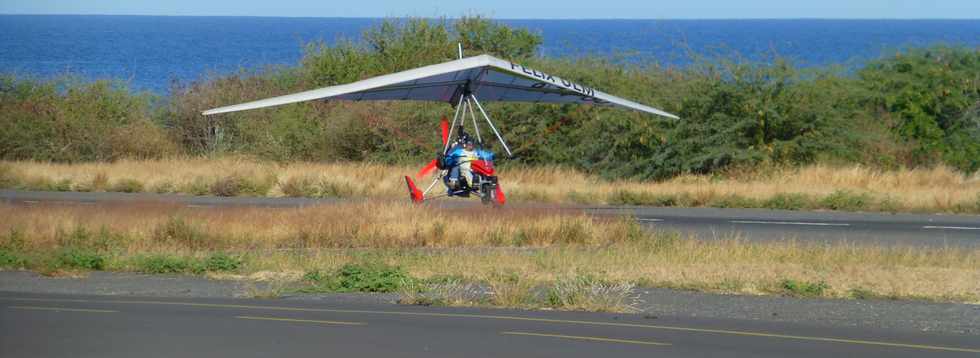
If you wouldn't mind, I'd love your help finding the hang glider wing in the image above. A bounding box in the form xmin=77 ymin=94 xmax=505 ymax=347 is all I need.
xmin=202 ymin=54 xmax=678 ymax=119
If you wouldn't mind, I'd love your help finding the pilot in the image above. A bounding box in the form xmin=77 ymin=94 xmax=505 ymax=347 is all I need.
xmin=445 ymin=136 xmax=481 ymax=190
xmin=458 ymin=139 xmax=479 ymax=187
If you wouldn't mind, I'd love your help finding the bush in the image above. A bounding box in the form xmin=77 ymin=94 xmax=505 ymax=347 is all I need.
xmin=713 ymin=194 xmax=761 ymax=209
xmin=109 ymin=178 xmax=145 ymax=193
xmin=210 ymin=174 xmax=274 ymax=197
xmin=0 ymin=75 xmax=177 ymax=162
xmin=859 ymin=46 xmax=980 ymax=172
xmin=779 ymin=279 xmax=829 ymax=298
xmin=820 ymin=190 xmax=871 ymax=211
xmin=300 ymin=263 xmax=413 ymax=293
xmin=152 ymin=216 xmax=208 ymax=249
xmin=763 ymin=193 xmax=812 ymax=210
xmin=55 ymin=248 xmax=105 ymax=270
xmin=0 ymin=249 xmax=26 ymax=268
xmin=203 ymin=252 xmax=242 ymax=272
xmin=335 ymin=263 xmax=411 ymax=292
xmin=546 ymin=275 xmax=635 ymax=312
xmin=280 ymin=176 xmax=319 ymax=197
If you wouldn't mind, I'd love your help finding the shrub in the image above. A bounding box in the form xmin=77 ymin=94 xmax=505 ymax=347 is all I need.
xmin=300 ymin=263 xmax=413 ymax=293
xmin=763 ymin=193 xmax=812 ymax=210
xmin=713 ymin=194 xmax=761 ymax=209
xmin=820 ymin=190 xmax=871 ymax=211
xmin=203 ymin=252 xmax=242 ymax=272
xmin=152 ymin=216 xmax=207 ymax=249
xmin=335 ymin=263 xmax=411 ymax=292
xmin=0 ymin=249 xmax=26 ymax=268
xmin=859 ymin=46 xmax=980 ymax=172
xmin=210 ymin=174 xmax=274 ymax=197
xmin=109 ymin=178 xmax=145 ymax=193
xmin=55 ymin=248 xmax=105 ymax=270
xmin=779 ymin=279 xmax=829 ymax=298
xmin=280 ymin=176 xmax=318 ymax=197
xmin=179 ymin=177 xmax=211 ymax=196
xmin=546 ymin=275 xmax=636 ymax=312
xmin=210 ymin=175 xmax=243 ymax=196
xmin=0 ymin=76 xmax=164 ymax=162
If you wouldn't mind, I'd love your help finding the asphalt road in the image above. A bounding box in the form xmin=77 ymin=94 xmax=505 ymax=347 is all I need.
xmin=2 ymin=190 xmax=978 ymax=247
xmin=1 ymin=292 xmax=977 ymax=358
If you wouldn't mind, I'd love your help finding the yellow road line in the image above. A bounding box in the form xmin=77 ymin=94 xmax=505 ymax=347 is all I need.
xmin=236 ymin=315 xmax=365 ymax=326
xmin=3 ymin=296 xmax=978 ymax=353
xmin=502 ymin=331 xmax=670 ymax=346
xmin=8 ymin=305 xmax=117 ymax=313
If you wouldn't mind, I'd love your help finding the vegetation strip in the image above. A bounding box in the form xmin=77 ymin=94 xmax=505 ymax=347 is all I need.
xmin=500 ymin=331 xmax=670 ymax=346
xmin=1 ymin=202 xmax=976 ymax=303
xmin=7 ymin=305 xmax=117 ymax=313
xmin=236 ymin=315 xmax=364 ymax=326
xmin=2 ymin=297 xmax=977 ymax=353
xmin=3 ymin=159 xmax=977 ymax=215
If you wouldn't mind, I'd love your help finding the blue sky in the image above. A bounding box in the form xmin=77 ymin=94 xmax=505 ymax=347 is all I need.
xmin=2 ymin=0 xmax=978 ymax=19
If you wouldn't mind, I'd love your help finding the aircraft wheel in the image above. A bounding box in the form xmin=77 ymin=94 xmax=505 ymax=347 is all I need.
xmin=480 ymin=183 xmax=493 ymax=205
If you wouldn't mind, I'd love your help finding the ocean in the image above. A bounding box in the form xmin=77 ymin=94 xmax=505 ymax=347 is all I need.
xmin=1 ymin=15 xmax=978 ymax=93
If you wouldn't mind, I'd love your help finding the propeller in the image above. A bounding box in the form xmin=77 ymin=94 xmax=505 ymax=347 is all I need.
xmin=417 ymin=116 xmax=450 ymax=178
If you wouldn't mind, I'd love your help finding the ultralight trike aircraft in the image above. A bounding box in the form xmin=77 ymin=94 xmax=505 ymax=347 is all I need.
xmin=203 ymin=46 xmax=678 ymax=206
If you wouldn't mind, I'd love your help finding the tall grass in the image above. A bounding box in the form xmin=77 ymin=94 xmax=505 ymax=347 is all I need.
xmin=3 ymin=159 xmax=978 ymax=213
xmin=1 ymin=203 xmax=977 ymax=305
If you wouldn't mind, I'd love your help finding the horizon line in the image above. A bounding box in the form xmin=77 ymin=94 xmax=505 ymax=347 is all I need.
xmin=2 ymin=13 xmax=979 ymax=21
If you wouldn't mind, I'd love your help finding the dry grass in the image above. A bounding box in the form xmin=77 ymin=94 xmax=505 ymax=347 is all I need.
xmin=2 ymin=159 xmax=978 ymax=213
xmin=1 ymin=202 xmax=977 ymax=306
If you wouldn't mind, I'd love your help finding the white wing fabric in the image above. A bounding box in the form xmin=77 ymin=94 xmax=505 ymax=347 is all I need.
xmin=202 ymin=54 xmax=678 ymax=119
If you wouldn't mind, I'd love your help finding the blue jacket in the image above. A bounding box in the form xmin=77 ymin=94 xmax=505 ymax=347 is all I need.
xmin=443 ymin=145 xmax=494 ymax=168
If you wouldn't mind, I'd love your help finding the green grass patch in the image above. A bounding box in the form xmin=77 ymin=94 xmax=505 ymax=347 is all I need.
xmin=0 ymin=249 xmax=27 ymax=268
xmin=203 ymin=252 xmax=243 ymax=272
xmin=54 ymin=248 xmax=106 ymax=270
xmin=778 ymin=279 xmax=830 ymax=298
xmin=299 ymin=262 xmax=413 ymax=293
xmin=133 ymin=252 xmax=243 ymax=274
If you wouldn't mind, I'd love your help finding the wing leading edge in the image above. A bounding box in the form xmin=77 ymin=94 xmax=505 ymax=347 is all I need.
xmin=202 ymin=54 xmax=678 ymax=119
